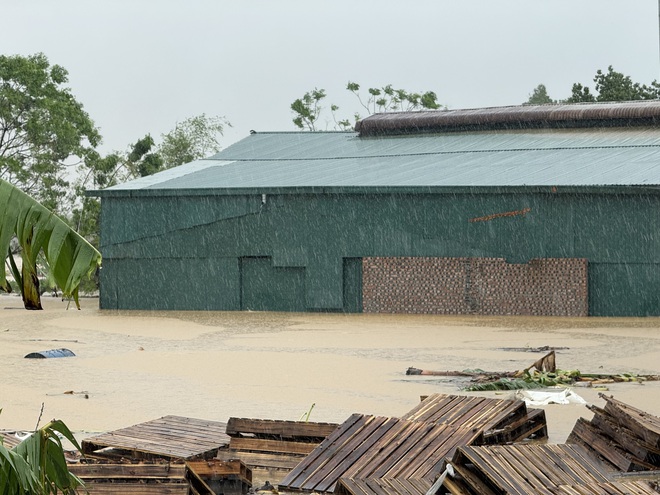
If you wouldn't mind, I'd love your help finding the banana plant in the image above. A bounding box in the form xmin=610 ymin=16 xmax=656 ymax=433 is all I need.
xmin=0 ymin=178 xmax=102 ymax=310
xmin=0 ymin=410 xmax=85 ymax=494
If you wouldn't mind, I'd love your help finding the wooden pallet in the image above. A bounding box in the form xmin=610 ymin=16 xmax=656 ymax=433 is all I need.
xmin=444 ymin=444 xmax=616 ymax=495
xmin=225 ymin=418 xmax=338 ymax=441
xmin=279 ymin=414 xmax=481 ymax=493
xmin=68 ymin=461 xmax=188 ymax=494
xmin=81 ymin=415 xmax=229 ymax=461
xmin=567 ymin=394 xmax=660 ymax=472
xmin=402 ymin=394 xmax=548 ymax=443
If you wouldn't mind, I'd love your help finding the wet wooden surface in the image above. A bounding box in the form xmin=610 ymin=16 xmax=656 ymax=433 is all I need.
xmin=81 ymin=415 xmax=229 ymax=460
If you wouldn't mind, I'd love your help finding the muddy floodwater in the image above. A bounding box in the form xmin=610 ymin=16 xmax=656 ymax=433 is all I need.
xmin=1 ymin=295 xmax=659 ymax=445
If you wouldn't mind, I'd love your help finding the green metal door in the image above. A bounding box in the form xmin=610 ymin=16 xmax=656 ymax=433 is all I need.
xmin=240 ymin=257 xmax=306 ymax=311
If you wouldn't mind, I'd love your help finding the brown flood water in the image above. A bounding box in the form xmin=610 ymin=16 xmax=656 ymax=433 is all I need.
xmin=1 ymin=294 xmax=659 ymax=446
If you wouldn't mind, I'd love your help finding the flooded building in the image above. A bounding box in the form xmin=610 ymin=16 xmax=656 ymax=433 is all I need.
xmin=92 ymin=101 xmax=660 ymax=316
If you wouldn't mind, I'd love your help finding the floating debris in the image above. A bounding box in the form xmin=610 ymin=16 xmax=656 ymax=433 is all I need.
xmin=24 ymin=348 xmax=75 ymax=359
xmin=407 ymin=351 xmax=660 ymax=391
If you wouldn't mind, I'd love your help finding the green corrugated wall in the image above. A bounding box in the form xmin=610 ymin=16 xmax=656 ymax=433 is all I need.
xmin=99 ymin=190 xmax=660 ymax=316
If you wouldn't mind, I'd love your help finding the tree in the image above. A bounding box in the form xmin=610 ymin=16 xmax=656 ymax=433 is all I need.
xmin=159 ymin=114 xmax=230 ymax=168
xmin=565 ymin=66 xmax=660 ymax=103
xmin=1 ymin=178 xmax=102 ymax=310
xmin=71 ymin=115 xmax=229 ymax=252
xmin=525 ymin=84 xmax=555 ymax=105
xmin=291 ymin=82 xmax=442 ymax=131
xmin=0 ymin=410 xmax=84 ymax=494
xmin=0 ymin=53 xmax=100 ymax=213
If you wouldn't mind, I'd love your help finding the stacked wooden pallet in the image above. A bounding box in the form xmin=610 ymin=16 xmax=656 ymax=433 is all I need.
xmin=75 ymin=415 xmax=244 ymax=495
xmin=280 ymin=394 xmax=549 ymax=494
xmin=567 ymin=393 xmax=660 ymax=472
xmin=215 ymin=417 xmax=339 ymax=480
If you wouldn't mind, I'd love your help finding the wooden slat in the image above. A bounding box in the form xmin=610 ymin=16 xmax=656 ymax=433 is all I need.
xmin=80 ymin=483 xmax=189 ymax=494
xmin=229 ymin=436 xmax=317 ymax=455
xmin=68 ymin=463 xmax=186 ymax=479
xmin=186 ymin=459 xmax=251 ymax=482
xmin=226 ymin=418 xmax=338 ymax=439
xmin=548 ymin=481 xmax=660 ymax=495
xmin=215 ymin=449 xmax=305 ymax=470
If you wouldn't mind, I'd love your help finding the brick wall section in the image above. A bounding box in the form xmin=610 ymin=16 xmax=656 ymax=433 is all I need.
xmin=362 ymin=257 xmax=588 ymax=316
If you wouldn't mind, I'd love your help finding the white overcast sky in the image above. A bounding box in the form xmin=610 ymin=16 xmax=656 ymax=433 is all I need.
xmin=3 ymin=0 xmax=660 ymax=153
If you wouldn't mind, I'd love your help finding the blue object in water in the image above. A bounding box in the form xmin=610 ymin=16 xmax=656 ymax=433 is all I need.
xmin=24 ymin=348 xmax=76 ymax=359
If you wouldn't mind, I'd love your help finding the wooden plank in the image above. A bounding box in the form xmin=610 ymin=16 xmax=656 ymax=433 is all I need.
xmin=215 ymin=449 xmax=305 ymax=470
xmin=226 ymin=418 xmax=338 ymax=439
xmin=229 ymin=437 xmax=318 ymax=455
xmin=68 ymin=463 xmax=186 ymax=479
xmin=80 ymin=483 xmax=189 ymax=494
xmin=612 ymin=470 xmax=660 ymax=482
xmin=186 ymin=459 xmax=251 ymax=482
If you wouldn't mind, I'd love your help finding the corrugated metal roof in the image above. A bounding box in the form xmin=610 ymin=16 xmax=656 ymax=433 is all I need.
xmin=96 ymin=127 xmax=660 ymax=195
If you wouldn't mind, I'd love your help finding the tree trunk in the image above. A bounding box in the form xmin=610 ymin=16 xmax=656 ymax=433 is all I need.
xmin=20 ymin=243 xmax=42 ymax=310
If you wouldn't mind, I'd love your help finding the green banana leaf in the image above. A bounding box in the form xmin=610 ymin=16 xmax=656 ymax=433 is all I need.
xmin=0 ymin=178 xmax=102 ymax=309
xmin=0 ymin=412 xmax=85 ymax=494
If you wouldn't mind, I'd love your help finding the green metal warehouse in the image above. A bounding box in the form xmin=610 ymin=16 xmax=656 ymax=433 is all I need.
xmin=93 ymin=101 xmax=660 ymax=316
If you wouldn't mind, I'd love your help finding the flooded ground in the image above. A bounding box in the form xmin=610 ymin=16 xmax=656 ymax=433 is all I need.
xmin=1 ymin=294 xmax=659 ymax=446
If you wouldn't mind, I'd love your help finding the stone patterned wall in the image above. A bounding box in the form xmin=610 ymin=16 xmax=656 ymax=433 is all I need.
xmin=362 ymin=257 xmax=588 ymax=316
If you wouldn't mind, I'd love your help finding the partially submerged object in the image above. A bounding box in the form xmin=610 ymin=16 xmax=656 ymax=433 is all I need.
xmin=24 ymin=348 xmax=75 ymax=359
